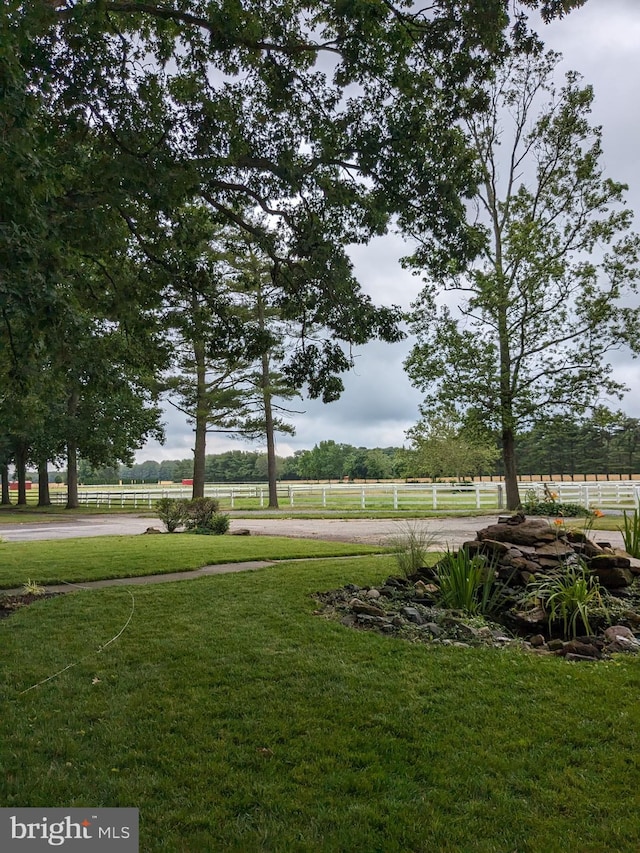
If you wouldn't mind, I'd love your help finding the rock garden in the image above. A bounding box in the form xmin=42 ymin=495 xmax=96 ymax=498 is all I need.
xmin=313 ymin=514 xmax=640 ymax=661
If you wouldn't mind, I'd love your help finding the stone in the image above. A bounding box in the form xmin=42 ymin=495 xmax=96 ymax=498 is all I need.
xmin=519 ymin=571 xmax=536 ymax=586
xmin=365 ymin=588 xmax=381 ymax=600
xmin=529 ymin=634 xmax=546 ymax=647
xmin=230 ymin=528 xmax=251 ymax=536
xmin=143 ymin=527 xmax=162 ymax=534
xmin=590 ymin=559 xmax=634 ymax=588
xmin=424 ymin=622 xmax=443 ymax=637
xmin=349 ymin=598 xmax=385 ymax=617
xmin=356 ymin=614 xmax=389 ymax=626
xmin=536 ymin=541 xmax=575 ymax=558
xmin=603 ymin=625 xmax=638 ymax=644
xmin=513 ymin=605 xmax=546 ymax=627
xmin=477 ymin=519 xmax=555 ymax=546
xmin=400 ymin=606 xmax=424 ymax=625
xmin=413 ymin=580 xmax=428 ymax=597
xmin=561 ymin=639 xmax=601 ymax=659
xmin=478 ymin=538 xmax=511 ymax=556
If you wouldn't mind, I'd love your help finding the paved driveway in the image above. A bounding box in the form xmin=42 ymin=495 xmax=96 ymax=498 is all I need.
xmin=0 ymin=513 xmax=626 ymax=550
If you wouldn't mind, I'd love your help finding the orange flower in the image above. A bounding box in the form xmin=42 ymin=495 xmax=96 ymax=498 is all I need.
xmin=593 ymin=509 xmax=605 ymax=518
xmin=553 ymin=518 xmax=564 ymax=526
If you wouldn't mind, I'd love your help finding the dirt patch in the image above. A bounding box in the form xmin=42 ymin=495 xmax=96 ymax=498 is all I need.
xmin=0 ymin=592 xmax=64 ymax=619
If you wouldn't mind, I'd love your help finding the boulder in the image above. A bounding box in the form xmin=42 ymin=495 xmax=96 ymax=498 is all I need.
xmin=477 ymin=519 xmax=556 ymax=546
xmin=590 ymin=557 xmax=634 ymax=588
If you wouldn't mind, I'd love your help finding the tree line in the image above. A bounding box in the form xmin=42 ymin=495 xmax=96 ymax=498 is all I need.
xmin=32 ymin=409 xmax=640 ymax=485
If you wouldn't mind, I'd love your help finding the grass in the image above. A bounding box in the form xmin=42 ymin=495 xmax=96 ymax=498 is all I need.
xmin=1 ymin=555 xmax=639 ymax=851
xmin=0 ymin=536 xmax=382 ymax=589
xmin=0 ymin=505 xmax=145 ymax=524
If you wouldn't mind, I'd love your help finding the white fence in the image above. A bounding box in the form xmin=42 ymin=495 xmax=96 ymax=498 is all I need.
xmin=48 ymin=480 xmax=640 ymax=511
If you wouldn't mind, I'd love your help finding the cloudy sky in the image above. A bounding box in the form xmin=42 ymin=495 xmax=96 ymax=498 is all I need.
xmin=138 ymin=0 xmax=640 ymax=463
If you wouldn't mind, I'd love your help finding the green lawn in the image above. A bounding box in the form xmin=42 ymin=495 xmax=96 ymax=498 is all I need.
xmin=1 ymin=554 xmax=639 ymax=851
xmin=0 ymin=536 xmax=381 ymax=588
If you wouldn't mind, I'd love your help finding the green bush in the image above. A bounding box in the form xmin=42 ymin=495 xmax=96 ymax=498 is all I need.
xmin=189 ymin=514 xmax=230 ymax=536
xmin=522 ymin=490 xmax=589 ymax=518
xmin=184 ymin=498 xmax=221 ymax=531
xmin=155 ymin=497 xmax=188 ymax=533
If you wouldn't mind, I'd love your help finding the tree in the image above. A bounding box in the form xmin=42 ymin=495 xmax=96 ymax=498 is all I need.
xmin=405 ymin=409 xmax=499 ymax=481
xmin=405 ymin=51 xmax=640 ymax=509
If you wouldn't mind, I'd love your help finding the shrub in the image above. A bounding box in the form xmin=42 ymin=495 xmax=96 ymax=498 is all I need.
xmin=184 ymin=498 xmax=221 ymax=531
xmin=389 ymin=522 xmax=440 ymax=577
xmin=189 ymin=513 xmax=230 ymax=536
xmin=528 ymin=564 xmax=604 ymax=638
xmin=437 ymin=549 xmax=503 ymax=615
xmin=522 ymin=490 xmax=589 ymax=518
xmin=155 ymin=498 xmax=189 ymax=533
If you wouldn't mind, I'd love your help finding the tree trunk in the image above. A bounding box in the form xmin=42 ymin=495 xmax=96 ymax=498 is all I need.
xmin=261 ymin=352 xmax=279 ymax=509
xmin=502 ymin=426 xmax=521 ymax=510
xmin=66 ymin=390 xmax=79 ymax=509
xmin=15 ymin=442 xmax=28 ymax=506
xmin=192 ymin=339 xmax=207 ymax=500
xmin=1 ymin=463 xmax=10 ymax=505
xmin=38 ymin=458 xmax=51 ymax=506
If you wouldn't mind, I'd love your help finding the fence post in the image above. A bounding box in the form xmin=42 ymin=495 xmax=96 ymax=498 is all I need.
xmin=431 ymin=483 xmax=437 ymax=510
xmin=361 ymin=487 xmax=366 ymax=509
xmin=393 ymin=484 xmax=398 ymax=510
xmin=475 ymin=484 xmax=481 ymax=509
xmin=497 ymin=485 xmax=504 ymax=510
xmin=260 ymin=489 xmax=264 ymax=508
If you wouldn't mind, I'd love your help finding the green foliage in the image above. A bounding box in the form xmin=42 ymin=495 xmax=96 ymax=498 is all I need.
xmin=190 ymin=513 xmax=230 ymax=536
xmin=184 ymin=497 xmax=221 ymax=531
xmin=405 ymin=408 xmax=499 ymax=480
xmin=620 ymin=504 xmax=640 ymax=558
xmin=389 ymin=522 xmax=440 ymax=577
xmin=522 ymin=490 xmax=589 ymax=518
xmin=405 ymin=51 xmax=640 ymax=510
xmin=155 ymin=498 xmax=188 ymax=533
xmin=437 ymin=550 xmax=502 ymax=615
xmin=529 ymin=564 xmax=604 ymax=638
